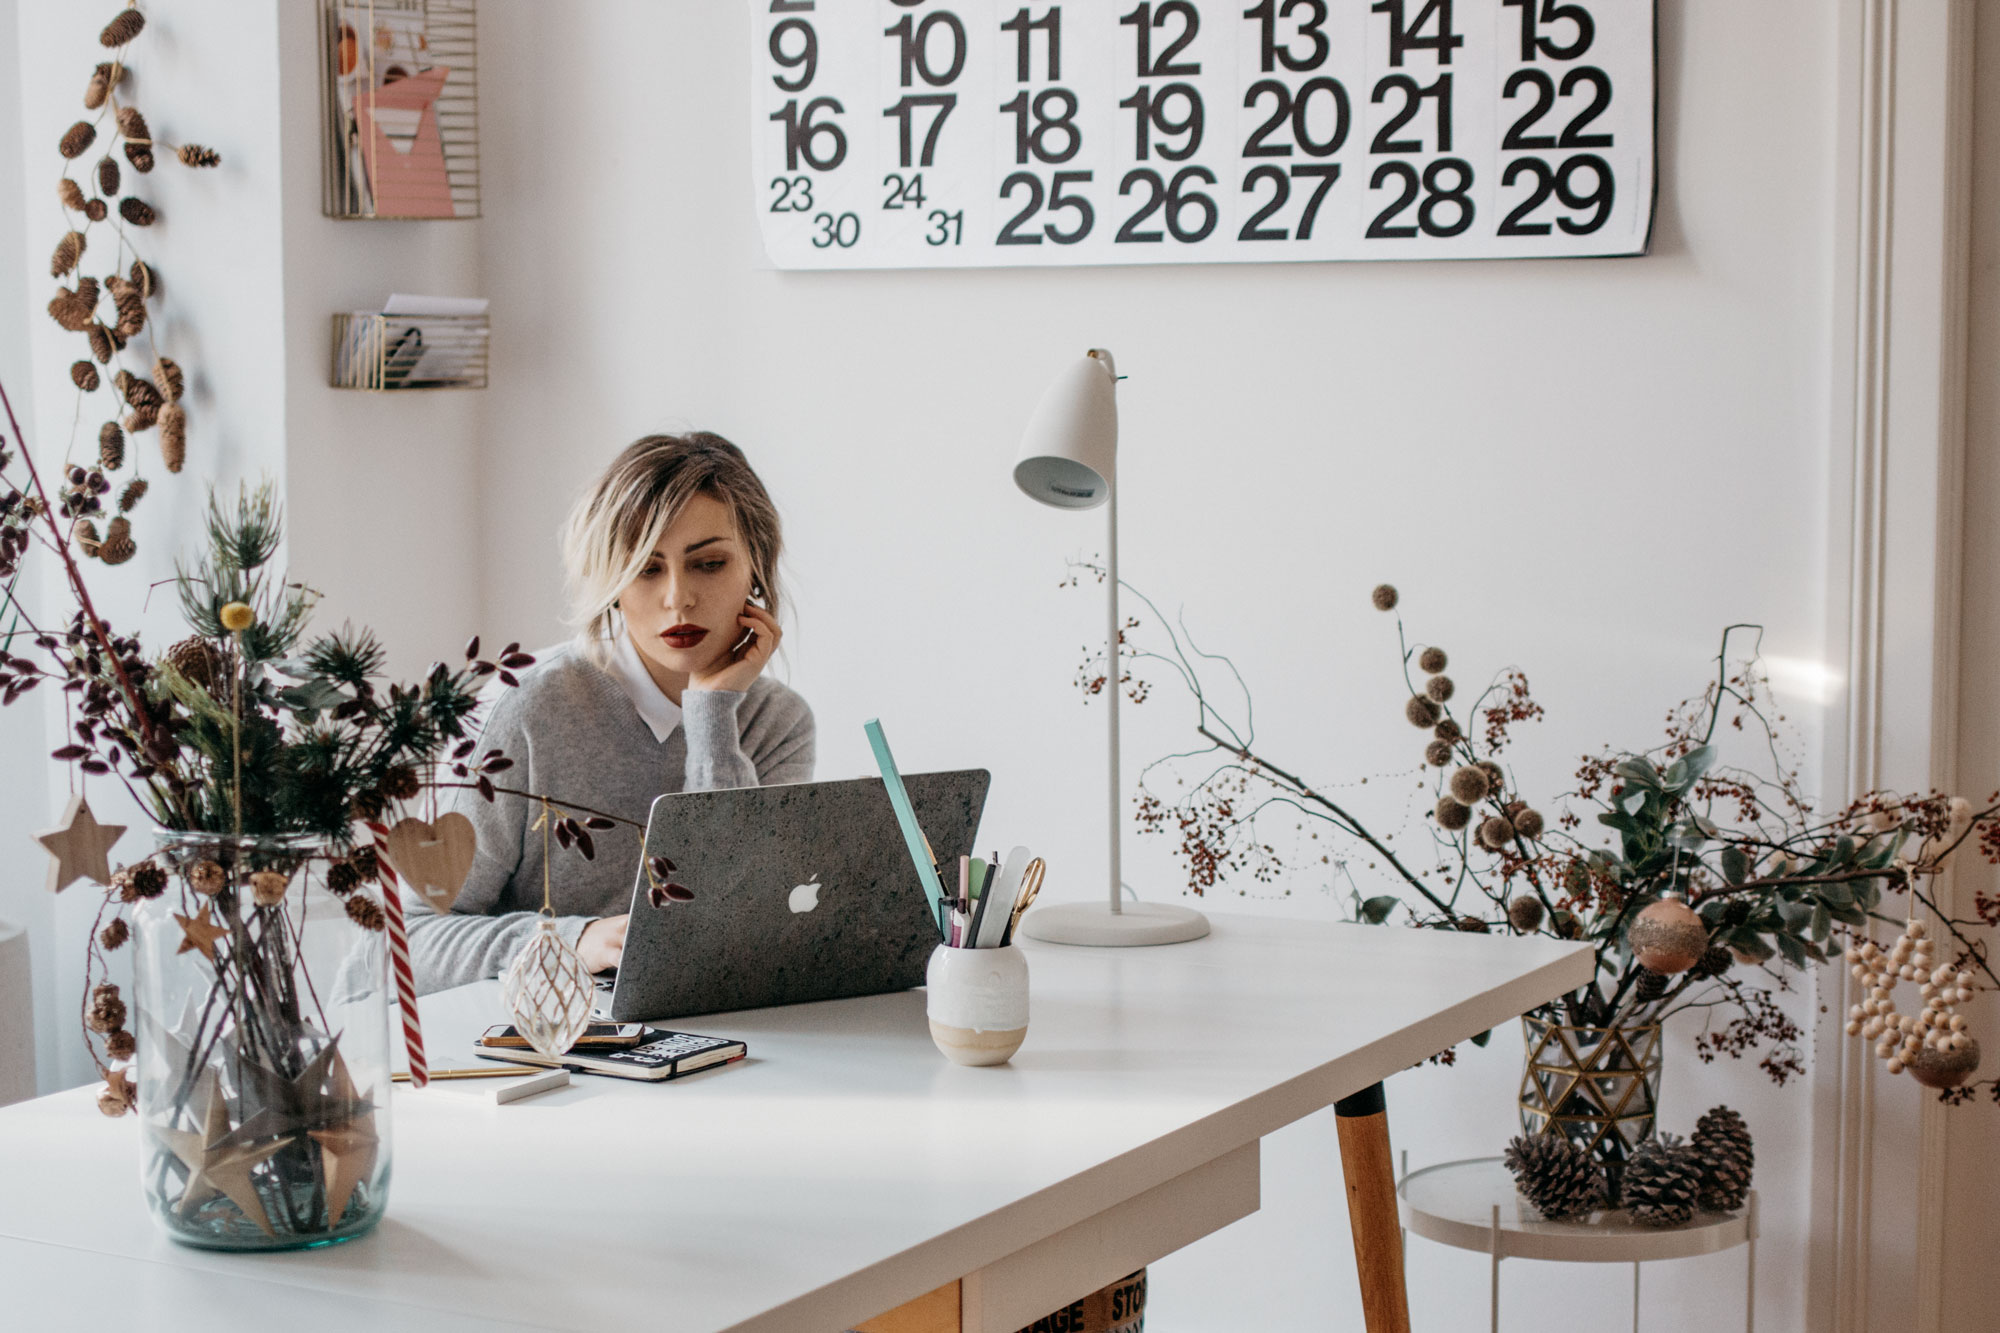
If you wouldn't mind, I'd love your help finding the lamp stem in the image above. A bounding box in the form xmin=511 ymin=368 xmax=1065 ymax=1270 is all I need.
xmin=1106 ymin=483 xmax=1122 ymax=916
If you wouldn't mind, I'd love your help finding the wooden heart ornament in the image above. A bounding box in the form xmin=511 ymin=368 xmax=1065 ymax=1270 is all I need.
xmin=381 ymin=813 xmax=477 ymax=914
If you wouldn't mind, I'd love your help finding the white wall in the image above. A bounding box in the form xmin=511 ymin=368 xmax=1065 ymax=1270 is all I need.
xmin=470 ymin=3 xmax=1835 ymax=1329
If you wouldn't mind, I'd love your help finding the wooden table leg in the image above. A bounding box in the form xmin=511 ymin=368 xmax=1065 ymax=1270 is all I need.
xmin=1336 ymin=1082 xmax=1411 ymax=1333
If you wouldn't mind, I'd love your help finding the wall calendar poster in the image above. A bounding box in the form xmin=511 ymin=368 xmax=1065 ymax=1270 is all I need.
xmin=751 ymin=0 xmax=1655 ymax=270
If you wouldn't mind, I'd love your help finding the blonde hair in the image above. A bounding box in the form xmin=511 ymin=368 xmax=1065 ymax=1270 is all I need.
xmin=561 ymin=433 xmax=783 ymax=662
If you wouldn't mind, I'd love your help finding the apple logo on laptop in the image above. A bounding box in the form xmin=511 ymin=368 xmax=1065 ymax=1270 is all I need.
xmin=788 ymin=873 xmax=822 ymax=915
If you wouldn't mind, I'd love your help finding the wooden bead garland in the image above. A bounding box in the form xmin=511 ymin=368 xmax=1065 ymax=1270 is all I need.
xmin=1843 ymin=919 xmax=1981 ymax=1083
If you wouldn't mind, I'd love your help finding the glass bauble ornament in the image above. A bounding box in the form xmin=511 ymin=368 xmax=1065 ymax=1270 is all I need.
xmin=501 ymin=917 xmax=593 ymax=1057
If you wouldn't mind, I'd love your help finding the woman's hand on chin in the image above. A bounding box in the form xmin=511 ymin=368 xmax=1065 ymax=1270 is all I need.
xmin=578 ymin=914 xmax=628 ymax=974
xmin=688 ymin=602 xmax=782 ymax=695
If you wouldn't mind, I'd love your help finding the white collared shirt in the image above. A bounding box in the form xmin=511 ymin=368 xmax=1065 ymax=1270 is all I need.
xmin=607 ymin=631 xmax=683 ymax=742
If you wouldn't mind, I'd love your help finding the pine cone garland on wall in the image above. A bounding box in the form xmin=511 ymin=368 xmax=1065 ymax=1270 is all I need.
xmin=123 ymin=141 xmax=153 ymax=173
xmin=1691 ymin=1106 xmax=1754 ymax=1212
xmin=97 ymin=515 xmax=135 ymax=565
xmin=58 ymin=177 xmax=87 ymax=211
xmin=114 ymin=105 xmax=148 ymax=143
xmin=176 ymin=144 xmax=221 ymax=169
xmin=73 ymin=519 xmax=102 ymax=557
xmin=70 ymin=361 xmax=100 ymax=392
xmin=152 ymin=357 xmax=183 ymax=402
xmin=100 ymin=8 xmax=146 ymax=47
xmin=83 ymin=198 xmax=107 ymax=222
xmin=98 ymin=422 xmax=124 ymax=470
xmin=123 ymin=402 xmax=158 ymax=434
xmin=118 ymin=478 xmax=147 ymax=512
xmin=1503 ymin=1132 xmax=1604 ymax=1220
xmin=86 ymin=323 xmax=115 ymax=363
xmin=158 ymin=403 xmax=186 ymax=471
xmin=48 ymin=279 xmax=98 ymax=332
xmin=117 ymin=196 xmax=155 ymax=226
xmin=59 ymin=120 xmax=96 ymax=159
xmin=1623 ymin=1135 xmax=1703 ymax=1228
xmin=84 ymin=61 xmax=121 ymax=110
xmin=96 ymin=155 xmax=119 ymax=197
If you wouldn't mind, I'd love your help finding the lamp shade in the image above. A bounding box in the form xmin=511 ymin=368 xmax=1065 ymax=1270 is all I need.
xmin=1014 ymin=349 xmax=1117 ymax=510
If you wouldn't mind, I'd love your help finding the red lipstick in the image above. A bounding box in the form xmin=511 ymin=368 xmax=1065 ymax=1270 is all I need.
xmin=661 ymin=624 xmax=708 ymax=650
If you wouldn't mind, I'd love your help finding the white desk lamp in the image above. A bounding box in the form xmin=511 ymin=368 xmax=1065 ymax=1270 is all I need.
xmin=1012 ymin=350 xmax=1210 ymax=947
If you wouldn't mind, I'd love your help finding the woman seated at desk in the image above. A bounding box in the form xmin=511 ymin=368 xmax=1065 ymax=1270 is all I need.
xmin=406 ymin=433 xmax=816 ymax=994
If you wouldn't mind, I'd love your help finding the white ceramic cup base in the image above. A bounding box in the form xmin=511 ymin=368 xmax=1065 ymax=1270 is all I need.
xmin=926 ymin=944 xmax=1029 ymax=1066
xmin=1017 ymin=900 xmax=1210 ymax=947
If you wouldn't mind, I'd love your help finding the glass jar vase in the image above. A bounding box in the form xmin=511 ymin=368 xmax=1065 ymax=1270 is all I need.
xmin=133 ymin=832 xmax=393 ymax=1250
xmin=1518 ymin=1011 xmax=1662 ymax=1201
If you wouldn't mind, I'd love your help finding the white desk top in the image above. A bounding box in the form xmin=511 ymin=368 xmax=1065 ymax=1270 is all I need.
xmin=0 ymin=913 xmax=1590 ymax=1332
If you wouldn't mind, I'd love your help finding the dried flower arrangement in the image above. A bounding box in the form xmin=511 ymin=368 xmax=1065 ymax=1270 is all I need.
xmin=1072 ymin=569 xmax=1999 ymax=1107
xmin=46 ymin=3 xmax=225 ymax=566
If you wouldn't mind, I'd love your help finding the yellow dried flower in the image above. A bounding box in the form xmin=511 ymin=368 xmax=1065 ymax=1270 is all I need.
xmin=219 ymin=601 xmax=254 ymax=632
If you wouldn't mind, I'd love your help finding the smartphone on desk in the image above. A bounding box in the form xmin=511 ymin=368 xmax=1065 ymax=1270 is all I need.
xmin=478 ymin=1022 xmax=645 ymax=1051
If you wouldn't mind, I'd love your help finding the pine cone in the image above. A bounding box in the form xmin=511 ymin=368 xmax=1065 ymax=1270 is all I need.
xmin=1503 ymin=1132 xmax=1604 ymax=1220
xmin=96 ymin=155 xmax=120 ymax=197
xmin=84 ymin=198 xmax=107 ymax=222
xmin=50 ymin=231 xmax=85 ymax=278
xmin=100 ymin=8 xmax=146 ymax=47
xmin=164 ymin=636 xmax=224 ymax=694
xmin=48 ymin=279 xmax=98 ymax=332
xmin=98 ymin=421 xmax=124 ymax=470
xmin=129 ymin=259 xmax=156 ymax=297
xmin=115 ymin=106 xmax=149 ymax=143
xmin=104 ymin=1029 xmax=136 ymax=1060
xmin=87 ymin=323 xmax=115 ymax=364
xmin=1691 ymin=1106 xmax=1754 ymax=1212
xmin=60 ymin=120 xmax=97 ymax=159
xmin=1623 ymin=1134 xmax=1703 ymax=1228
xmin=326 ymin=860 xmax=360 ymax=896
xmin=158 ymin=403 xmax=186 ymax=471
xmin=117 ymin=370 xmax=160 ymax=411
xmin=73 ymin=519 xmax=102 ymax=557
xmin=84 ymin=62 xmax=121 ymax=110
xmin=380 ymin=764 xmax=421 ymax=802
xmin=112 ymin=292 xmax=145 ymax=340
xmin=118 ymin=478 xmax=147 ymax=512
xmin=345 ymin=895 xmax=387 ymax=933
xmin=348 ymin=845 xmax=380 ymax=882
xmin=58 ymin=177 xmax=88 ymax=210
xmin=118 ymin=196 xmax=155 ymax=227
xmin=152 ymin=357 xmax=183 ymax=402
xmin=177 ymin=143 xmax=221 ymax=168
xmin=97 ymin=515 xmax=135 ymax=565
xmin=123 ymin=402 xmax=158 ymax=433
xmin=71 ymin=361 xmax=100 ymax=392
xmin=1690 ymin=945 xmax=1735 ymax=980
xmin=120 ymin=862 xmax=167 ymax=901
xmin=99 ymin=918 xmax=129 ymax=951
xmin=86 ymin=983 xmax=127 ymax=1034
xmin=1634 ymin=969 xmax=1669 ymax=1004
xmin=123 ymin=141 xmax=153 ymax=173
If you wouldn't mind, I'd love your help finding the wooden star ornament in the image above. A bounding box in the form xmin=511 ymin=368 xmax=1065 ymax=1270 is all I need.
xmin=310 ymin=1111 xmax=380 ymax=1226
xmin=156 ymin=1071 xmax=283 ymax=1235
xmin=174 ymin=903 xmax=227 ymax=960
xmin=35 ymin=794 xmax=126 ymax=893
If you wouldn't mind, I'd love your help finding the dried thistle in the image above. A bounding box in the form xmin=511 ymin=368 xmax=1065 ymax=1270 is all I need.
xmin=58 ymin=177 xmax=88 ymax=210
xmin=158 ymin=403 xmax=186 ymax=471
xmin=1419 ymin=646 xmax=1448 ymax=674
xmin=117 ymin=478 xmax=147 ymax=512
xmin=1514 ymin=808 xmax=1546 ymax=839
xmin=97 ymin=516 xmax=135 ymax=566
xmin=59 ymin=120 xmax=96 ymax=159
xmin=98 ymin=421 xmax=125 ymax=470
xmin=1477 ymin=815 xmax=1517 ymax=851
xmin=117 ymin=196 xmax=155 ymax=226
xmin=1434 ymin=718 xmax=1462 ymax=743
xmin=176 ymin=143 xmax=221 ymax=169
xmin=48 ymin=279 xmax=98 ymax=332
xmin=1405 ymin=695 xmax=1441 ymax=728
xmin=1425 ymin=674 xmax=1455 ymax=703
xmin=1371 ymin=583 xmax=1400 ymax=612
xmin=152 ymin=357 xmax=183 ymax=403
xmin=1436 ymin=797 xmax=1472 ymax=831
xmin=1449 ymin=765 xmax=1491 ymax=805
xmin=115 ymin=106 xmax=149 ymax=143
xmin=1508 ymin=897 xmax=1546 ymax=933
xmin=84 ymin=62 xmax=121 ymax=110
xmin=1425 ymin=739 xmax=1454 ymax=768
xmin=96 ymin=155 xmax=120 ymax=197
xmin=70 ymin=361 xmax=100 ymax=393
xmin=100 ymin=8 xmax=146 ymax=47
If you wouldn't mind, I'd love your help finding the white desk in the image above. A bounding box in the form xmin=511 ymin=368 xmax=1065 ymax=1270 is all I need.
xmin=0 ymin=913 xmax=1590 ymax=1332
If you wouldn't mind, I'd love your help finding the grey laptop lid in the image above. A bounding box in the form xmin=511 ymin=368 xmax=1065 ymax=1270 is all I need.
xmin=607 ymin=769 xmax=989 ymax=1022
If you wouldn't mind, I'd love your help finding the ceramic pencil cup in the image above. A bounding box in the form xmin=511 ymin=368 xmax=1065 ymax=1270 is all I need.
xmin=926 ymin=944 xmax=1029 ymax=1066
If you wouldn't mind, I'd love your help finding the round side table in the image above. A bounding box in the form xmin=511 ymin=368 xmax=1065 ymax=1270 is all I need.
xmin=1397 ymin=1157 xmax=1759 ymax=1333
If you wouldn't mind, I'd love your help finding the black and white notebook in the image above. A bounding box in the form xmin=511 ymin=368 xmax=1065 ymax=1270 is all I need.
xmin=476 ymin=1029 xmax=746 ymax=1082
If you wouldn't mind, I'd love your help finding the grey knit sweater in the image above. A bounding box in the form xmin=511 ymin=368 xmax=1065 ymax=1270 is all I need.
xmin=405 ymin=645 xmax=816 ymax=993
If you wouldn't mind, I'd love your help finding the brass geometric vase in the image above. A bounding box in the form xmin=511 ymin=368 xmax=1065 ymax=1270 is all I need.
xmin=1519 ymin=1013 xmax=1663 ymax=1198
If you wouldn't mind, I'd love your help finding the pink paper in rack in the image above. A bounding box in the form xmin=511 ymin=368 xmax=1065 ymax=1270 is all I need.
xmin=356 ymin=66 xmax=455 ymax=218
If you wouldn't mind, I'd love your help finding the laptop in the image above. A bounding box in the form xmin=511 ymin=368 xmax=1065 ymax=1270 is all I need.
xmin=601 ymin=769 xmax=990 ymax=1023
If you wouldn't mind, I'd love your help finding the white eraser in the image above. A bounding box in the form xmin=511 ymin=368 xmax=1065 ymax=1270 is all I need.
xmin=495 ymin=1069 xmax=569 ymax=1104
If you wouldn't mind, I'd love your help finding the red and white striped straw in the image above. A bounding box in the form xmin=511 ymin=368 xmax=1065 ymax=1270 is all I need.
xmin=366 ymin=821 xmax=427 ymax=1088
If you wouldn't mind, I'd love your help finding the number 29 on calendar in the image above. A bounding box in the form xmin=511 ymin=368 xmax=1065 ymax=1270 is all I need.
xmin=751 ymin=0 xmax=1654 ymax=270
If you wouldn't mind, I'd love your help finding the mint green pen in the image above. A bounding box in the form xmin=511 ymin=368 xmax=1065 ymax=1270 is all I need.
xmin=863 ymin=719 xmax=949 ymax=924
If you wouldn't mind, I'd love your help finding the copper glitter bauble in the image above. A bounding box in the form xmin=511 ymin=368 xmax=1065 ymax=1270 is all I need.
xmin=1907 ymin=1038 xmax=1980 ymax=1090
xmin=1629 ymin=897 xmax=1708 ymax=975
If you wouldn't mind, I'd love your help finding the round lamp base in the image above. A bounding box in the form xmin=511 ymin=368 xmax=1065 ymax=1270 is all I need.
xmin=1017 ymin=901 xmax=1210 ymax=947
